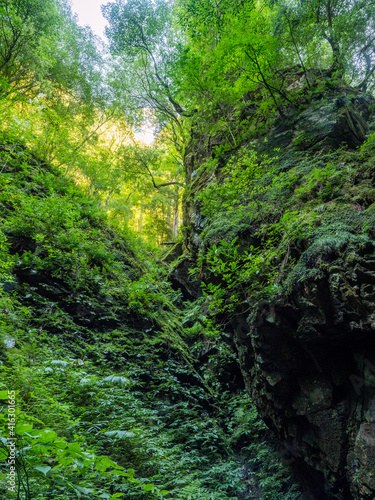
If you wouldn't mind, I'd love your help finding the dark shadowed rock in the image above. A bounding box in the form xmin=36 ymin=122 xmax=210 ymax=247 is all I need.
xmin=181 ymin=84 xmax=375 ymax=499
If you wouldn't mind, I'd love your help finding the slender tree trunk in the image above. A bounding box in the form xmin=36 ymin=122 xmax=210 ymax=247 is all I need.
xmin=139 ymin=198 xmax=143 ymax=236
xmin=285 ymin=11 xmax=310 ymax=88
xmin=325 ymin=0 xmax=344 ymax=77
xmin=327 ymin=36 xmax=344 ymax=76
xmin=105 ymin=187 xmax=115 ymax=208
xmin=172 ymin=186 xmax=179 ymax=237
xmin=166 ymin=203 xmax=172 ymax=240
xmin=125 ymin=179 xmax=137 ymax=221
xmin=162 ymin=202 xmax=165 ymax=243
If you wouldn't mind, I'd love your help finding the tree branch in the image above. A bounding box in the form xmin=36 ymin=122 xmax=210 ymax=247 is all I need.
xmin=130 ymin=147 xmax=180 ymax=189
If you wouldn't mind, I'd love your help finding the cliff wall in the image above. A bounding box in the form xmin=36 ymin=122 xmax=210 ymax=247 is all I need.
xmin=178 ymin=82 xmax=375 ymax=499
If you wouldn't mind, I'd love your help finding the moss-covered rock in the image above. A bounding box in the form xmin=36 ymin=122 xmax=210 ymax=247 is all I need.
xmin=182 ymin=84 xmax=375 ymax=498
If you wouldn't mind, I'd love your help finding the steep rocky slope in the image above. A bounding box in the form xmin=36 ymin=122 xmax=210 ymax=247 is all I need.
xmin=0 ymin=142 xmax=305 ymax=499
xmin=176 ymin=80 xmax=375 ymax=499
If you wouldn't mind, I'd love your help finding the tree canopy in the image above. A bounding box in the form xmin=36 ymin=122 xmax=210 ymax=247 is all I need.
xmin=1 ymin=0 xmax=375 ymax=245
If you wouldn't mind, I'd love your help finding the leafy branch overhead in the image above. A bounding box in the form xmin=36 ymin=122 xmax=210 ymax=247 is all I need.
xmin=103 ymin=0 xmax=187 ymax=120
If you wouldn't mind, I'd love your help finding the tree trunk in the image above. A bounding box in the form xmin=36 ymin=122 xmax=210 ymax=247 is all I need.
xmin=172 ymin=186 xmax=179 ymax=237
xmin=325 ymin=1 xmax=344 ymax=77
xmin=327 ymin=37 xmax=344 ymax=77
xmin=139 ymin=198 xmax=143 ymax=236
xmin=125 ymin=179 xmax=137 ymax=221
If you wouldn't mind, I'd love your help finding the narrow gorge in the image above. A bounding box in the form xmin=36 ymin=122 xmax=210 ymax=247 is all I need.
xmin=2 ymin=1 xmax=375 ymax=499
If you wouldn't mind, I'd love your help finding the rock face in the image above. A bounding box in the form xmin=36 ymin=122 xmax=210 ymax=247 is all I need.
xmin=259 ymin=92 xmax=373 ymax=153
xmin=183 ymin=89 xmax=375 ymax=256
xmin=240 ymin=254 xmax=375 ymax=499
xmin=180 ymin=86 xmax=375 ymax=499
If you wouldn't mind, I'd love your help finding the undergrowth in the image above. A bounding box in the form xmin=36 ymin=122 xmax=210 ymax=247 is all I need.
xmin=189 ymin=135 xmax=375 ymax=321
xmin=0 ymin=142 xmax=303 ymax=499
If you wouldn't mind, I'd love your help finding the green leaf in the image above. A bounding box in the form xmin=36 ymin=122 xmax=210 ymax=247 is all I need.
xmin=142 ymin=484 xmax=154 ymax=492
xmin=75 ymin=457 xmax=85 ymax=469
xmin=108 ymin=470 xmax=130 ymax=477
xmin=104 ymin=430 xmax=135 ymax=439
xmin=15 ymin=422 xmax=33 ymax=435
xmin=128 ymin=477 xmax=140 ymax=484
xmin=95 ymin=455 xmax=124 ymax=471
xmin=39 ymin=429 xmax=57 ymax=442
xmin=102 ymin=375 xmax=130 ymax=386
xmin=75 ymin=486 xmax=93 ymax=494
xmin=34 ymin=465 xmax=52 ymax=476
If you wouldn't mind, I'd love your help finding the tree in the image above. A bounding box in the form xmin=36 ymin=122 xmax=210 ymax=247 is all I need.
xmin=271 ymin=0 xmax=375 ymax=89
xmin=0 ymin=0 xmax=59 ymax=96
xmin=119 ymin=143 xmax=180 ymax=189
xmin=103 ymin=0 xmax=186 ymax=127
xmin=177 ymin=0 xmax=289 ymax=120
xmin=0 ymin=0 xmax=109 ymax=108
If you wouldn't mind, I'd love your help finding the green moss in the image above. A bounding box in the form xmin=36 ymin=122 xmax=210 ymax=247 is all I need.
xmin=187 ymin=114 xmax=375 ymax=319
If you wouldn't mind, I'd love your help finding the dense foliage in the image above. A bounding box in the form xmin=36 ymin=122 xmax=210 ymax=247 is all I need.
xmin=1 ymin=0 xmax=375 ymax=498
xmin=0 ymin=144 xmax=302 ymax=499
